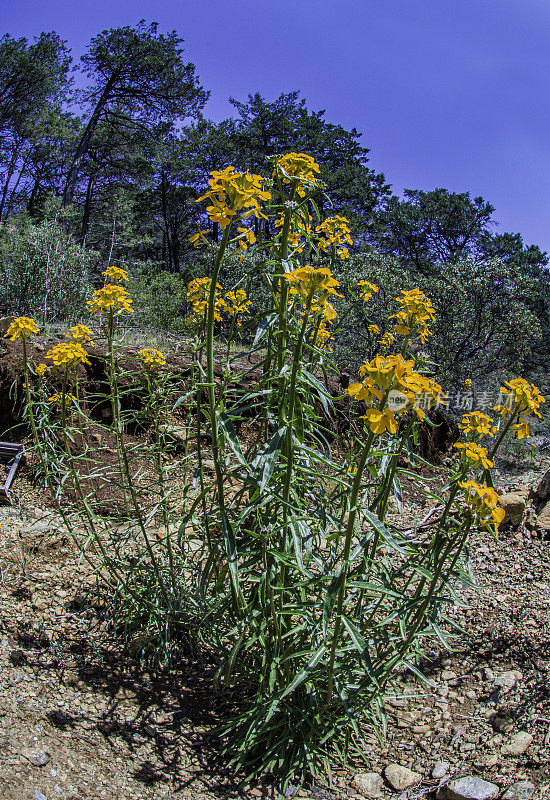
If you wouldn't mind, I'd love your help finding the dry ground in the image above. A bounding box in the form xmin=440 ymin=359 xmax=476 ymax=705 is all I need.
xmin=0 ymin=452 xmax=549 ymax=800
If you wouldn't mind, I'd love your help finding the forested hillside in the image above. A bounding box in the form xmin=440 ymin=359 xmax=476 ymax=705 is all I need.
xmin=1 ymin=21 xmax=549 ymax=383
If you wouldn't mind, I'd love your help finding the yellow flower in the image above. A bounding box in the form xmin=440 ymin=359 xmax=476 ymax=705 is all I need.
xmin=36 ymin=363 xmax=47 ymax=377
xmin=464 ymin=378 xmax=472 ymax=388
xmin=274 ymin=213 xmax=312 ymax=253
xmin=189 ymin=230 xmax=209 ymax=247
xmin=459 ymin=411 xmax=498 ymax=439
xmin=284 ymin=265 xmax=342 ymax=308
xmin=273 ymin=153 xmax=320 ymax=197
xmin=68 ymin=324 xmax=95 ymax=346
xmin=197 ymin=166 xmax=271 ymax=229
xmin=46 ymin=341 xmax=90 ymax=369
xmin=459 ymin=480 xmax=505 ymax=536
xmin=87 ymin=285 xmax=134 ymax=315
xmin=138 ymin=348 xmax=166 ymax=371
xmin=358 ymin=354 xmax=414 ymax=391
xmin=347 ymin=375 xmax=383 ymax=404
xmin=47 ymin=392 xmax=77 ymax=406
xmin=362 ymin=407 xmax=398 ymax=435
xmin=186 ymin=277 xmax=227 ymax=324
xmin=225 ymin=289 xmax=252 ymax=325
xmin=494 ymin=377 xmax=545 ymax=427
xmin=454 ymin=442 xmax=494 ymax=470
xmin=378 ymin=331 xmax=395 ymax=351
xmin=313 ymin=321 xmax=334 ymax=351
xmin=358 ymin=280 xmax=379 ymax=302
xmin=316 ymin=216 xmax=353 ymax=259
xmin=368 ymin=324 xmax=380 ymax=335
xmin=4 ymin=317 xmax=39 ymax=341
xmin=391 ymin=288 xmax=436 ymax=343
xmin=102 ymin=265 xmax=128 ymax=284
xmin=399 ymin=372 xmax=447 ymax=420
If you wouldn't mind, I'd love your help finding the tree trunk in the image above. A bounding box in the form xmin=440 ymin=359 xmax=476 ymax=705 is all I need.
xmin=0 ymin=147 xmax=19 ymax=220
xmin=80 ymin=170 xmax=96 ymax=244
xmin=27 ymin=176 xmax=40 ymax=217
xmin=160 ymin=170 xmax=173 ymax=271
xmin=62 ymin=75 xmax=117 ymax=208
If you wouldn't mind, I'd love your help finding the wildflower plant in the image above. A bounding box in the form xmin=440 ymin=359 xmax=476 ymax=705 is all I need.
xmin=19 ymin=154 xmax=546 ymax=791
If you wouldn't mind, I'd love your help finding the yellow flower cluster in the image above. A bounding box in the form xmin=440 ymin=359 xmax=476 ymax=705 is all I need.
xmin=274 ymin=213 xmax=312 ymax=254
xmin=236 ymin=226 xmax=257 ymax=262
xmin=87 ymin=285 xmax=134 ymax=315
xmin=284 ymin=265 xmax=342 ymax=307
xmin=358 ymin=280 xmax=379 ymax=302
xmin=46 ymin=341 xmax=91 ymax=369
xmin=392 ymin=288 xmax=436 ymax=343
xmin=494 ymin=377 xmax=545 ymax=439
xmin=459 ymin=411 xmax=498 ymax=439
xmin=36 ymin=363 xmax=47 ymax=377
xmin=225 ymin=290 xmax=252 ymax=325
xmin=316 ymin=215 xmax=353 ymax=260
xmin=368 ymin=324 xmax=380 ymax=335
xmin=378 ymin=331 xmax=395 ymax=351
xmin=102 ymin=265 xmax=128 ymax=284
xmin=197 ymin=166 xmax=270 ymax=229
xmin=138 ymin=348 xmax=166 ymax=371
xmin=348 ymin=354 xmax=446 ymax=434
xmin=459 ymin=480 xmax=505 ymax=536
xmin=68 ymin=324 xmax=95 ymax=346
xmin=453 ymin=442 xmax=494 ymax=470
xmin=186 ymin=277 xmax=226 ymax=324
xmin=4 ymin=317 xmax=39 ymax=341
xmin=273 ymin=153 xmax=320 ymax=197
xmin=47 ymin=392 xmax=77 ymax=406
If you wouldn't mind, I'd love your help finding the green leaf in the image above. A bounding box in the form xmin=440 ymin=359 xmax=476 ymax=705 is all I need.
xmin=301 ymin=368 xmax=334 ymax=415
xmin=253 ymin=312 xmax=278 ymax=346
xmin=218 ymin=411 xmax=247 ymax=467
xmin=362 ymin=509 xmax=407 ymax=555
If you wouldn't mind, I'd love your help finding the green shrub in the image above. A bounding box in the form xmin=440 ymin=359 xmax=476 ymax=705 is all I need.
xmin=0 ymin=217 xmax=96 ymax=322
xmin=129 ymin=270 xmax=190 ymax=332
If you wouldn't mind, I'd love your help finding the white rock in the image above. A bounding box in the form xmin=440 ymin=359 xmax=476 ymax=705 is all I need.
xmin=493 ymin=670 xmax=522 ymax=692
xmin=501 ymin=731 xmax=533 ymax=755
xmin=352 ymin=772 xmax=385 ymax=798
xmin=437 ymin=776 xmax=500 ymax=800
xmin=384 ymin=763 xmax=422 ymax=791
xmin=432 ymin=760 xmax=451 ymax=779
xmin=501 ymin=781 xmax=536 ymax=800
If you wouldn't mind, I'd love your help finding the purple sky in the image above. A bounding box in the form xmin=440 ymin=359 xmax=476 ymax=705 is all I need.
xmin=2 ymin=0 xmax=550 ymax=254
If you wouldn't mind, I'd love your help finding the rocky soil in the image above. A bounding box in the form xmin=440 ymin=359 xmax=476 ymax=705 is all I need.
xmin=0 ymin=453 xmax=549 ymax=800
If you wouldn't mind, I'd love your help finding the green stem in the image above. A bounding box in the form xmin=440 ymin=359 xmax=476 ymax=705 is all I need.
xmin=205 ymin=225 xmax=241 ymax=610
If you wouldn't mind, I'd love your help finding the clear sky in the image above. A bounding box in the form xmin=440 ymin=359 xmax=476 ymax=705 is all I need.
xmin=2 ymin=0 xmax=550 ymax=253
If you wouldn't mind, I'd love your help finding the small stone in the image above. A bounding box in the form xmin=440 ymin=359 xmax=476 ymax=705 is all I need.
xmin=21 ymin=748 xmax=50 ymax=767
xmin=35 ymin=792 xmax=47 ymax=800
xmin=501 ymin=781 xmax=535 ymax=800
xmin=441 ymin=670 xmax=457 ymax=681
xmin=537 ymin=501 xmax=550 ymax=532
xmin=352 ymin=772 xmax=385 ymax=798
xmin=437 ymin=776 xmax=500 ymax=800
xmin=493 ymin=670 xmax=522 ymax=692
xmin=432 ymin=761 xmax=450 ymax=779
xmin=384 ymin=763 xmax=422 ymax=791
xmin=492 ymin=715 xmax=514 ymax=733
xmin=501 ymin=731 xmax=533 ymax=756
xmin=498 ymin=492 xmax=528 ymax=526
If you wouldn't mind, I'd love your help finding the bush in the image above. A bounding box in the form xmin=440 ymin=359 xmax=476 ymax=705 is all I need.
xmin=331 ymin=253 xmax=542 ymax=387
xmin=129 ymin=270 xmax=189 ymax=331
xmin=0 ymin=217 xmax=96 ymax=322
